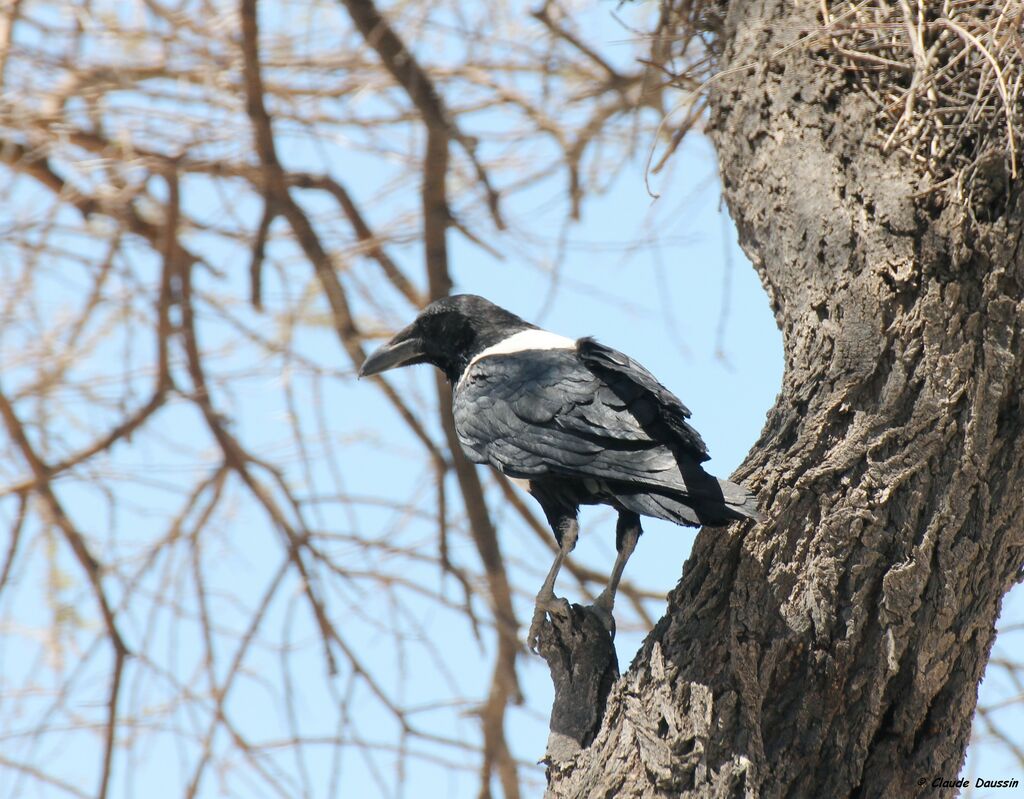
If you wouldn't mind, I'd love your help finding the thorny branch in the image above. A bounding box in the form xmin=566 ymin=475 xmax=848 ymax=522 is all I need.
xmin=0 ymin=1 xmax=673 ymax=796
xmin=4 ymin=0 xmax=1016 ymax=796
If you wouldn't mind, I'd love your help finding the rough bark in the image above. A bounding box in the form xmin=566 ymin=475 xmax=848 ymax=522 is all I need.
xmin=539 ymin=604 xmax=620 ymax=764
xmin=544 ymin=1 xmax=1024 ymax=797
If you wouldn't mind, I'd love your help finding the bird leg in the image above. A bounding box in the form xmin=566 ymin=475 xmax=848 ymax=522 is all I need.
xmin=528 ymin=518 xmax=578 ymax=652
xmin=592 ymin=512 xmax=642 ymax=637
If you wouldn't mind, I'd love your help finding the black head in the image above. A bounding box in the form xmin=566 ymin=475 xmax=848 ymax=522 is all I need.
xmin=359 ymin=295 xmax=535 ymax=383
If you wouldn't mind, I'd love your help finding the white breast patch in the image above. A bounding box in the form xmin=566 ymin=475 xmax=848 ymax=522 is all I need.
xmin=457 ymin=328 xmax=577 ymax=389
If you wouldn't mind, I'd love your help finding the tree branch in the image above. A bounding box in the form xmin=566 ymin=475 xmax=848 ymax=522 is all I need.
xmin=336 ymin=0 xmax=504 ymax=229
xmin=0 ymin=385 xmax=128 ymax=799
xmin=537 ymin=604 xmax=618 ymax=765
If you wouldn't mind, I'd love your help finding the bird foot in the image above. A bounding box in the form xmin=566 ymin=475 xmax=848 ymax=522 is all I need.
xmin=528 ymin=595 xmax=571 ymax=653
xmin=590 ymin=591 xmax=616 ymax=639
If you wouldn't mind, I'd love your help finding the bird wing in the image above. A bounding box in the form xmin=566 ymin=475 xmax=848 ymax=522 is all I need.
xmin=452 ymin=345 xmax=708 ymax=494
xmin=576 ymin=337 xmax=708 ymax=459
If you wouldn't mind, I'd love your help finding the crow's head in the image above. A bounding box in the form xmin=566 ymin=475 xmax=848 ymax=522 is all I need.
xmin=359 ymin=294 xmax=534 ymax=383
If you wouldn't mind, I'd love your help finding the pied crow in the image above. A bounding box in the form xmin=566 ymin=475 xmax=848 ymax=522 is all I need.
xmin=360 ymin=294 xmax=762 ymax=651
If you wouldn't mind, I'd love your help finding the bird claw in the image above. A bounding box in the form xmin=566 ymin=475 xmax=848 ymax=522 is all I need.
xmin=527 ymin=596 xmax=571 ymax=653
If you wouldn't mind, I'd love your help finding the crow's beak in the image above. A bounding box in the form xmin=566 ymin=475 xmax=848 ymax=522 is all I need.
xmin=359 ymin=333 xmax=426 ymax=377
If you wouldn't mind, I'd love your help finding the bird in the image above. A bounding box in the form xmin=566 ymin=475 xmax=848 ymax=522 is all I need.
xmin=360 ymin=294 xmax=762 ymax=651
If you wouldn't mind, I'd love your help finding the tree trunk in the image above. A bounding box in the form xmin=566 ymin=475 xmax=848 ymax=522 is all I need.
xmin=544 ymin=1 xmax=1024 ymax=796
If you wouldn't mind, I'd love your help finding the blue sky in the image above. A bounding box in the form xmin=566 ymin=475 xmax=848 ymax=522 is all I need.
xmin=0 ymin=1 xmax=1020 ymax=797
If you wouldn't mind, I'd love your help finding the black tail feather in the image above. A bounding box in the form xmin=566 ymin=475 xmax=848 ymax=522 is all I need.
xmin=614 ymin=491 xmax=702 ymax=527
xmin=613 ymin=477 xmax=762 ymax=528
xmin=717 ymin=477 xmax=764 ymax=523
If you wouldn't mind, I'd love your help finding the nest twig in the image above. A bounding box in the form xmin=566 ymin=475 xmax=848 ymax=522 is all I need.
xmin=819 ymin=0 xmax=1024 ymax=189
